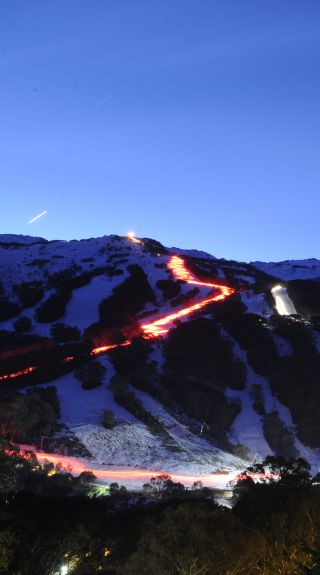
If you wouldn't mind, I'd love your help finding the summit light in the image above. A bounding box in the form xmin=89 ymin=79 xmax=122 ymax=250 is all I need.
xmin=127 ymin=231 xmax=141 ymax=244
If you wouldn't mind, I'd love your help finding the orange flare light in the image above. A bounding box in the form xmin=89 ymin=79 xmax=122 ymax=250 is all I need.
xmin=91 ymin=340 xmax=131 ymax=356
xmin=0 ymin=255 xmax=235 ymax=379
xmin=0 ymin=366 xmax=37 ymax=381
xmin=142 ymin=256 xmax=235 ymax=338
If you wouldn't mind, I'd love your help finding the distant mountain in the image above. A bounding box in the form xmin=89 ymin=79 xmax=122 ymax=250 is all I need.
xmin=0 ymin=233 xmax=319 ymax=485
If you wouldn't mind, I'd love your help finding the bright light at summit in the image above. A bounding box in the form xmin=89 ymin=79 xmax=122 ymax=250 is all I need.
xmin=126 ymin=231 xmax=141 ymax=244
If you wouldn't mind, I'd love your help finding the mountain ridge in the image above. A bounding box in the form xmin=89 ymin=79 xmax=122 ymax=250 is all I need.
xmin=0 ymin=233 xmax=319 ymax=487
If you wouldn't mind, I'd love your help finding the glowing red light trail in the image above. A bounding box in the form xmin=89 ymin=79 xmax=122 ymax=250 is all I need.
xmin=13 ymin=449 xmax=279 ymax=488
xmin=141 ymin=256 xmax=235 ymax=338
xmin=0 ymin=366 xmax=37 ymax=381
xmin=0 ymin=255 xmax=235 ymax=377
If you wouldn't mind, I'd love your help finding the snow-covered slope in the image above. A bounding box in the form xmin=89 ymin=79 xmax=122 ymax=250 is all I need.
xmin=1 ymin=233 xmax=320 ymax=485
xmin=251 ymin=258 xmax=320 ymax=280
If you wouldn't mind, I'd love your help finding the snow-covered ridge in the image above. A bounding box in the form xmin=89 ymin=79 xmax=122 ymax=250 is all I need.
xmin=168 ymin=246 xmax=217 ymax=260
xmin=0 ymin=234 xmax=48 ymax=245
xmin=251 ymin=258 xmax=320 ymax=281
xmin=1 ymin=232 xmax=320 ymax=484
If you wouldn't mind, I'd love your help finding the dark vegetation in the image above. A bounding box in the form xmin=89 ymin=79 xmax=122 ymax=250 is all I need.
xmin=74 ymin=360 xmax=106 ymax=390
xmin=34 ymin=265 xmax=124 ymax=323
xmin=0 ymin=331 xmax=53 ymax=356
xmin=101 ymin=409 xmax=116 ymax=429
xmin=262 ymin=411 xmax=298 ymax=459
xmin=161 ymin=318 xmax=245 ymax=445
xmin=156 ymin=278 xmax=181 ymax=300
xmin=0 ymin=298 xmax=21 ymax=321
xmin=35 ymin=291 xmax=70 ymax=323
xmin=1 ymin=447 xmax=320 ymax=574
xmin=0 ymin=387 xmax=59 ymax=443
xmin=110 ymin=375 xmax=169 ymax=437
xmin=0 ymin=333 xmax=91 ymax=387
xmin=213 ymin=304 xmax=320 ymax=449
xmin=142 ymin=237 xmax=168 ymax=256
xmin=170 ymin=286 xmax=199 ymax=307
xmin=108 ymin=321 xmax=246 ymax=447
xmin=13 ymin=281 xmax=44 ymax=307
xmin=50 ymin=322 xmax=81 ymax=342
xmin=270 ymin=314 xmax=317 ymax=356
xmin=99 ymin=264 xmax=156 ymax=328
xmin=219 ymin=312 xmax=278 ymax=376
xmin=287 ymin=279 xmax=320 ymax=320
xmin=13 ymin=316 xmax=32 ymax=333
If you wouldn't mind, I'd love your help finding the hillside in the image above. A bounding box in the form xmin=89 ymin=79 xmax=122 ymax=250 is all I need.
xmin=0 ymin=233 xmax=320 ymax=487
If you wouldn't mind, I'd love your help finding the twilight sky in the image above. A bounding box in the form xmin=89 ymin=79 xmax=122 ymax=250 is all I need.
xmin=1 ymin=0 xmax=320 ymax=261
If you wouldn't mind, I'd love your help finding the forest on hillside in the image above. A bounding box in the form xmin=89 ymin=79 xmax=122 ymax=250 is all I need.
xmin=1 ymin=440 xmax=320 ymax=575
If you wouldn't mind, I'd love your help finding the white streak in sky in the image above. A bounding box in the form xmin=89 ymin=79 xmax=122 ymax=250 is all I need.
xmin=95 ymin=95 xmax=113 ymax=107
xmin=28 ymin=210 xmax=48 ymax=224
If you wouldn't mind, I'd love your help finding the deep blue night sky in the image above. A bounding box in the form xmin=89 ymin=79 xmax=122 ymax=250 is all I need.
xmin=1 ymin=1 xmax=320 ymax=261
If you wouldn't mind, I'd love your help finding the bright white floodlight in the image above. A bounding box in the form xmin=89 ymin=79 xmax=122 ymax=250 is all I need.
xmin=271 ymin=285 xmax=297 ymax=316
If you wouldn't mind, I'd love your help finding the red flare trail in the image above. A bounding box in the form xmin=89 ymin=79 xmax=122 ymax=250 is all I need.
xmin=0 ymin=256 xmax=235 ymax=378
xmin=141 ymin=256 xmax=235 ymax=337
xmin=11 ymin=449 xmax=280 ymax=488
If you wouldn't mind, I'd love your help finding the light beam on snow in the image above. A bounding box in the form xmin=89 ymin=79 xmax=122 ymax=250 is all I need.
xmin=28 ymin=210 xmax=47 ymax=224
xmin=271 ymin=285 xmax=297 ymax=316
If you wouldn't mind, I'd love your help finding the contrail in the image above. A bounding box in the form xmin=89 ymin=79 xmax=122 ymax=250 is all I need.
xmin=95 ymin=94 xmax=113 ymax=107
xmin=28 ymin=210 xmax=47 ymax=224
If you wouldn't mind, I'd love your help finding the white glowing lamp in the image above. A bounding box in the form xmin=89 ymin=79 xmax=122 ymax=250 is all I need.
xmin=126 ymin=231 xmax=141 ymax=244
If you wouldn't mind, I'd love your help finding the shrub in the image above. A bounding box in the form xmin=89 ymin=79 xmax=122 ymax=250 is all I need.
xmin=270 ymin=314 xmax=317 ymax=357
xmin=0 ymin=386 xmax=60 ymax=443
xmin=156 ymin=279 xmax=181 ymax=300
xmin=74 ymin=360 xmax=106 ymax=389
xmin=101 ymin=410 xmax=116 ymax=429
xmin=0 ymin=299 xmax=21 ymax=321
xmin=251 ymin=384 xmax=265 ymax=416
xmin=35 ymin=292 xmax=70 ymax=323
xmin=99 ymin=264 xmax=156 ymax=328
xmin=164 ymin=317 xmax=246 ymax=390
xmin=13 ymin=316 xmax=32 ymax=333
xmin=263 ymin=411 xmax=298 ymax=459
xmin=110 ymin=375 xmax=168 ymax=436
xmin=13 ymin=282 xmax=44 ymax=307
xmin=50 ymin=323 xmax=81 ymax=342
xmin=220 ymin=313 xmax=278 ymax=376
xmin=287 ymin=279 xmax=320 ymax=319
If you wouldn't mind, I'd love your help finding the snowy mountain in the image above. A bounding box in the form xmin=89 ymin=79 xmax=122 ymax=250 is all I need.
xmin=0 ymin=233 xmax=320 ymax=488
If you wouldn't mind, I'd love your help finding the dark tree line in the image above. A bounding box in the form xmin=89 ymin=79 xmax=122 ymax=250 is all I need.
xmin=1 ymin=443 xmax=320 ymax=574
